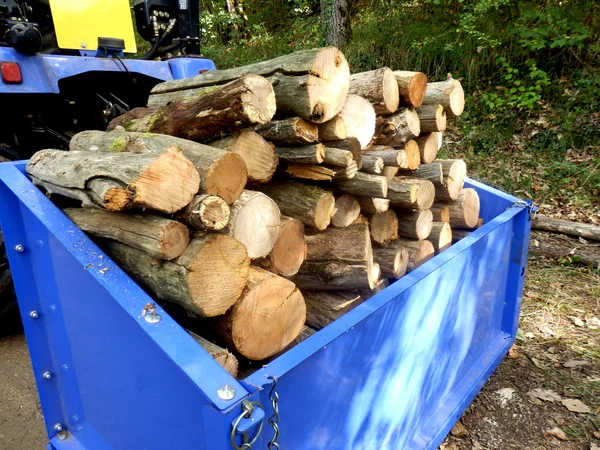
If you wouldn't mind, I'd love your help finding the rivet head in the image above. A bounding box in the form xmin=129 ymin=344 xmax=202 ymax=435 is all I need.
xmin=57 ymin=431 xmax=67 ymax=440
xmin=53 ymin=423 xmax=63 ymax=432
xmin=42 ymin=371 xmax=52 ymax=380
xmin=81 ymin=42 xmax=87 ymax=48
xmin=217 ymin=384 xmax=236 ymax=401
xmin=14 ymin=244 xmax=24 ymax=252
xmin=29 ymin=310 xmax=39 ymax=319
xmin=142 ymin=303 xmax=161 ymax=324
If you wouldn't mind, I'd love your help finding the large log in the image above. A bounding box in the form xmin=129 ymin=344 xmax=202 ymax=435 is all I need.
xmin=339 ymin=94 xmax=377 ymax=149
xmin=108 ymin=75 xmax=276 ymax=141
xmin=361 ymin=155 xmax=384 ymax=174
xmin=70 ymin=130 xmax=247 ymax=205
xmin=261 ymin=181 xmax=335 ymax=230
xmin=531 ymin=216 xmax=600 ymax=242
xmin=151 ymin=48 xmax=350 ymax=123
xmin=210 ymin=131 xmax=278 ymax=183
xmin=284 ymin=164 xmax=336 ymax=181
xmin=222 ymin=190 xmax=281 ymax=259
xmin=178 ymin=194 xmax=230 ymax=231
xmin=26 ymin=148 xmax=199 ymax=214
xmin=396 ymin=209 xmax=433 ymax=240
xmin=429 ymin=222 xmax=453 ymax=253
xmin=255 ymin=216 xmax=307 ymax=277
xmin=387 ymin=177 xmax=435 ymax=211
xmin=430 ymin=204 xmax=450 ymax=223
xmin=188 ymin=331 xmax=238 ymax=377
xmin=445 ymin=188 xmax=480 ymax=228
xmin=323 ymin=147 xmax=354 ymax=167
xmin=434 ymin=159 xmax=467 ymax=202
xmin=416 ymin=104 xmax=447 ymax=132
xmin=373 ymin=246 xmax=409 ymax=279
xmin=373 ymin=108 xmax=420 ymax=147
xmin=356 ymin=196 xmax=390 ymax=215
xmin=393 ymin=71 xmax=427 ymax=107
xmin=254 ymin=117 xmax=318 ymax=145
xmin=335 ymin=172 xmax=388 ymax=197
xmin=318 ymin=116 xmax=347 ymax=140
xmin=64 ymin=208 xmax=190 ymax=260
xmin=528 ymin=230 xmax=600 ymax=268
xmin=392 ymin=238 xmax=435 ymax=272
xmin=332 ymin=194 xmax=361 ymax=227
xmin=274 ymin=144 xmax=325 ymax=164
xmin=303 ymin=291 xmax=367 ymax=330
xmin=423 ymin=77 xmax=465 ymax=117
xmin=106 ymin=234 xmax=250 ymax=317
xmin=216 ymin=267 xmax=306 ymax=360
xmin=414 ymin=133 xmax=439 ymax=164
xmin=348 ymin=68 xmax=399 ymax=115
xmin=370 ymin=210 xmax=399 ymax=245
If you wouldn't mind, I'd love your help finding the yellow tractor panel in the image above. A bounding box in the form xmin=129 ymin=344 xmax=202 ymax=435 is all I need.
xmin=49 ymin=0 xmax=137 ymax=53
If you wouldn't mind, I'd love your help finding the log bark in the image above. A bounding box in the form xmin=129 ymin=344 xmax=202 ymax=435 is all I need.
xmin=210 ymin=131 xmax=278 ymax=183
xmin=151 ymin=48 xmax=350 ymax=123
xmin=339 ymin=94 xmax=377 ymax=149
xmin=222 ymin=190 xmax=281 ymax=259
xmin=332 ymin=194 xmax=361 ymax=227
xmin=529 ymin=230 xmax=600 ymax=268
xmin=261 ymin=181 xmax=335 ymax=230
xmin=402 ymin=162 xmax=443 ymax=185
xmin=318 ymin=116 xmax=347 ymax=140
xmin=370 ymin=209 xmax=399 ymax=245
xmin=26 ymin=148 xmax=199 ymax=214
xmin=255 ymin=216 xmax=307 ymax=277
xmin=178 ymin=194 xmax=230 ymax=231
xmin=531 ymin=216 xmax=600 ymax=242
xmin=326 ymin=161 xmax=358 ymax=180
xmin=64 ymin=208 xmax=190 ymax=260
xmin=445 ymin=188 xmax=480 ymax=228
xmin=363 ymin=146 xmax=407 ymax=168
xmin=284 ymin=164 xmax=336 ymax=181
xmin=303 ymin=291 xmax=367 ymax=330
xmin=321 ymin=137 xmax=362 ymax=168
xmin=387 ymin=177 xmax=435 ymax=211
xmin=373 ymin=108 xmax=420 ymax=146
xmin=452 ymin=228 xmax=472 ymax=242
xmin=415 ymin=133 xmax=439 ymax=164
xmin=323 ymin=147 xmax=353 ymax=167
xmin=188 ymin=331 xmax=238 ymax=377
xmin=429 ymin=222 xmax=453 ymax=253
xmin=109 ymin=75 xmax=276 ymax=141
xmin=106 ymin=234 xmax=250 ymax=317
xmin=434 ymin=159 xmax=467 ymax=202
xmin=216 ymin=266 xmax=306 ymax=360
xmin=70 ymin=130 xmax=247 ymax=205
xmin=423 ymin=77 xmax=465 ymax=117
xmin=348 ymin=68 xmax=399 ymax=115
xmin=373 ymin=246 xmax=409 ymax=279
xmin=361 ymin=155 xmax=384 ymax=174
xmin=357 ymin=196 xmax=390 ymax=215
xmin=321 ymin=0 xmax=352 ymax=47
xmin=396 ymin=209 xmax=433 ymax=240
xmin=382 ymin=166 xmax=400 ymax=181
xmin=416 ymin=104 xmax=447 ymax=132
xmin=430 ymin=204 xmax=450 ymax=223
xmin=393 ymin=71 xmax=428 ymax=108
xmin=334 ymin=172 xmax=388 ymax=197
xmin=391 ymin=238 xmax=435 ymax=272
xmin=254 ymin=117 xmax=318 ymax=145
xmin=274 ymin=144 xmax=325 ymax=164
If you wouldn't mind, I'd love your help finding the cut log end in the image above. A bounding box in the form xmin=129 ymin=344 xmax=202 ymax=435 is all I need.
xmin=315 ymin=192 xmax=337 ymax=230
xmin=460 ymin=188 xmax=481 ymax=229
xmin=270 ymin=217 xmax=307 ymax=277
xmin=240 ymin=75 xmax=278 ymax=124
xmin=180 ymin=194 xmax=230 ymax=231
xmin=431 ymin=205 xmax=450 ymax=223
xmin=430 ymin=222 xmax=453 ymax=253
xmin=416 ymin=133 xmax=439 ymax=164
xmin=318 ymin=116 xmax=347 ymax=141
xmin=373 ymin=246 xmax=409 ymax=279
xmin=370 ymin=209 xmax=399 ymax=245
xmin=205 ymin=152 xmax=248 ymax=205
xmin=340 ymin=94 xmax=376 ymax=149
xmin=332 ymin=194 xmax=361 ymax=228
xmin=394 ymin=71 xmax=428 ymax=107
xmin=448 ymin=81 xmax=465 ymax=117
xmin=404 ymin=140 xmax=421 ymax=170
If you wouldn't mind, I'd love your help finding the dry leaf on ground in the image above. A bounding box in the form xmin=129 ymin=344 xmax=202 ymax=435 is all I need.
xmin=496 ymin=388 xmax=515 ymax=406
xmin=546 ymin=427 xmax=568 ymax=441
xmin=561 ymin=398 xmax=591 ymax=413
xmin=528 ymin=388 xmax=562 ymax=403
xmin=563 ymin=359 xmax=589 ymax=368
xmin=451 ymin=420 xmax=469 ymax=438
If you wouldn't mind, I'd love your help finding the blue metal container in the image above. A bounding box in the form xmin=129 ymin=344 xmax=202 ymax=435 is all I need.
xmin=0 ymin=161 xmax=532 ymax=450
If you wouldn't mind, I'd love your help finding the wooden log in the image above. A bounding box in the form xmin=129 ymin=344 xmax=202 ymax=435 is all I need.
xmin=348 ymin=68 xmax=399 ymax=115
xmin=318 ymin=116 xmax=347 ymax=140
xmin=382 ymin=166 xmax=400 ymax=181
xmin=402 ymin=162 xmax=443 ymax=185
xmin=416 ymin=104 xmax=447 ymax=132
xmin=402 ymin=140 xmax=421 ymax=170
xmin=351 ymin=214 xmax=370 ymax=225
xmin=446 ymin=188 xmax=480 ymax=228
xmin=430 ymin=204 xmax=450 ymax=223
xmin=327 ymin=161 xmax=358 ymax=180
xmin=434 ymin=131 xmax=443 ymax=149
xmin=26 ymin=148 xmax=199 ymax=214
xmin=254 ymin=117 xmax=318 ymax=145
xmin=335 ymin=172 xmax=388 ymax=197
xmin=274 ymin=143 xmax=325 ymax=164
xmin=290 ymin=224 xmax=377 ymax=290
xmin=216 ymin=266 xmax=306 ymax=360
xmin=64 ymin=208 xmax=190 ymax=260
xmin=373 ymin=108 xmax=420 ymax=146
xmin=361 ymin=155 xmax=384 ymax=174
xmin=434 ymin=159 xmax=467 ymax=202
xmin=396 ymin=209 xmax=433 ymax=240
xmin=210 ymin=131 xmax=278 ymax=183
xmin=373 ymin=246 xmax=409 ymax=279
xmin=146 ymin=85 xmax=217 ymax=108
xmin=356 ymin=196 xmax=390 ymax=215
xmin=106 ymin=234 xmax=250 ymax=317
xmin=321 ymin=137 xmax=362 ymax=168
xmin=303 ymin=291 xmax=367 ymax=330
xmin=339 ymin=94 xmax=377 ymax=149
xmin=332 ymin=194 xmax=361 ymax=228
xmin=255 ymin=216 xmax=307 ymax=277
xmin=178 ymin=194 xmax=230 ymax=231
xmin=393 ymin=71 xmax=428 ymax=107
xmin=363 ymin=146 xmax=407 ymax=168
xmin=151 ymin=48 xmax=350 ymax=123
xmin=108 ymin=75 xmax=276 ymax=141
xmin=392 ymin=238 xmax=435 ymax=272
xmin=529 ymin=230 xmax=600 ymax=268
xmin=323 ymin=147 xmax=353 ymax=167
xmin=452 ymin=228 xmax=472 ymax=242
xmin=188 ymin=331 xmax=238 ymax=377
xmin=429 ymin=222 xmax=453 ymax=253
xmin=387 ymin=177 xmax=435 ymax=211
xmin=261 ymin=181 xmax=335 ymax=230
xmin=70 ymin=130 xmax=247 ymax=205
xmin=222 ymin=190 xmax=281 ymax=259
xmin=370 ymin=210 xmax=399 ymax=245
xmin=414 ymin=133 xmax=439 ymax=164
xmin=531 ymin=216 xmax=600 ymax=242
xmin=284 ymin=164 xmax=336 ymax=181
xmin=423 ymin=77 xmax=465 ymax=117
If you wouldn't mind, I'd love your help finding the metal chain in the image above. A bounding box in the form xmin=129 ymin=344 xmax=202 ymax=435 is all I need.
xmin=509 ymin=199 xmax=537 ymax=220
xmin=267 ymin=375 xmax=281 ymax=450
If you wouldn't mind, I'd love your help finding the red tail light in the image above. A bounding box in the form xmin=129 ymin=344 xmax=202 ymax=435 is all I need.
xmin=1 ymin=62 xmax=23 ymax=84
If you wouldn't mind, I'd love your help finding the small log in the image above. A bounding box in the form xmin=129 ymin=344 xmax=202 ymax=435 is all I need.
xmin=414 ymin=133 xmax=439 ymax=164
xmin=332 ymin=194 xmax=361 ymax=228
xmin=188 ymin=331 xmax=238 ymax=377
xmin=254 ymin=117 xmax=318 ymax=145
xmin=323 ymin=147 xmax=353 ymax=167
xmin=335 ymin=172 xmax=388 ymax=197
xmin=321 ymin=137 xmax=362 ymax=168
xmin=64 ymin=208 xmax=190 ymax=260
xmin=370 ymin=210 xmax=399 ymax=245
xmin=452 ymin=228 xmax=472 ymax=242
xmin=106 ymin=234 xmax=250 ymax=317
xmin=318 ymin=116 xmax=347 ymax=140
xmin=210 ymin=131 xmax=278 ymax=183
xmin=222 ymin=190 xmax=281 ymax=259
xmin=261 ymin=181 xmax=335 ymax=230
xmin=382 ymin=166 xmax=400 ymax=181
xmin=178 ymin=194 xmax=230 ymax=231
xmin=284 ymin=164 xmax=335 ymax=181
xmin=396 ymin=209 xmax=433 ymax=240
xmin=363 ymin=146 xmax=407 ymax=168
xmin=392 ymin=238 xmax=435 ymax=272
xmin=423 ymin=77 xmax=465 ymax=117
xmin=416 ymin=104 xmax=447 ymax=132
xmin=430 ymin=204 xmax=450 ymax=223
xmin=339 ymin=94 xmax=377 ymax=149
xmin=26 ymin=148 xmax=199 ymax=214
xmin=351 ymin=214 xmax=370 ymax=225
xmin=109 ymin=75 xmax=276 ymax=141
xmin=356 ymin=196 xmax=390 ymax=215
xmin=387 ymin=177 xmax=435 ymax=211
xmin=531 ymin=216 xmax=600 ymax=242
xmin=373 ymin=246 xmax=409 ymax=279
xmin=402 ymin=162 xmax=443 ymax=184
xmin=393 ymin=71 xmax=428 ymax=107
xmin=327 ymin=161 xmax=358 ymax=180
xmin=446 ymin=188 xmax=480 ymax=228
xmin=402 ymin=140 xmax=421 ymax=170
xmin=434 ymin=159 xmax=467 ymax=202
xmin=361 ymin=155 xmax=384 ymax=174
xmin=429 ymin=222 xmax=453 ymax=253
xmin=348 ymin=68 xmax=399 ymax=115
xmin=373 ymin=108 xmax=420 ymax=146
xmin=216 ymin=266 xmax=306 ymax=360
xmin=303 ymin=291 xmax=367 ymax=330
xmin=274 ymin=143 xmax=325 ymax=164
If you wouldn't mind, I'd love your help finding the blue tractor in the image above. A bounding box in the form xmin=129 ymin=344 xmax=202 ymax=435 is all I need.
xmin=0 ymin=0 xmax=215 ymax=327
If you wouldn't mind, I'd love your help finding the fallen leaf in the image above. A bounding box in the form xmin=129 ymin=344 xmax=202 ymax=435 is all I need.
xmin=546 ymin=427 xmax=568 ymax=441
xmin=496 ymin=388 xmax=515 ymax=406
xmin=563 ymin=360 xmax=589 ymax=368
xmin=528 ymin=388 xmax=562 ymax=403
xmin=450 ymin=420 xmax=468 ymax=438
xmin=561 ymin=398 xmax=591 ymax=413
xmin=553 ymin=415 xmax=565 ymax=425
xmin=591 ymin=444 xmax=600 ymax=450
xmin=570 ymin=316 xmax=585 ymax=327
xmin=508 ymin=345 xmax=520 ymax=359
xmin=525 ymin=331 xmax=535 ymax=339
xmin=531 ymin=357 xmax=546 ymax=369
xmin=593 ymin=431 xmax=600 ymax=439
xmin=586 ymin=317 xmax=600 ymax=329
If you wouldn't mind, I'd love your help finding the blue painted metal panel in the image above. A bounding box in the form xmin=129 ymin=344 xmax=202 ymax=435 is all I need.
xmin=0 ymin=162 xmax=531 ymax=450
xmin=169 ymin=57 xmax=216 ymax=79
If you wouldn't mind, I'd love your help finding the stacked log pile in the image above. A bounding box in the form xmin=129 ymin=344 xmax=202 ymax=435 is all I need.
xmin=25 ymin=47 xmax=484 ymax=379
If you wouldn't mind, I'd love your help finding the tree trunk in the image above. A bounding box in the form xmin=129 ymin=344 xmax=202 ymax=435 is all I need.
xmin=303 ymin=291 xmax=366 ymax=330
xmin=396 ymin=209 xmax=433 ymax=240
xmin=26 ymin=148 xmax=199 ymax=214
xmin=531 ymin=216 xmax=600 ymax=241
xmin=374 ymin=108 xmax=420 ymax=146
xmin=373 ymin=246 xmax=409 ymax=279
xmin=216 ymin=266 xmax=306 ymax=360
xmin=321 ymin=137 xmax=362 ymax=168
xmin=360 ymin=155 xmax=384 ymax=174
xmin=323 ymin=147 xmax=354 ymax=167
xmin=187 ymin=331 xmax=238 ymax=377
xmin=414 ymin=133 xmax=440 ymax=164
xmin=321 ymin=0 xmax=352 ymax=48
xmin=274 ymin=144 xmax=325 ymax=164
xmin=255 ymin=216 xmax=307 ymax=277
xmin=429 ymin=222 xmax=453 ymax=253
xmin=423 ymin=77 xmax=465 ymax=117
xmin=434 ymin=159 xmax=467 ymax=202
xmin=444 ymin=188 xmax=480 ymax=228
xmin=178 ymin=194 xmax=230 ymax=231
xmin=318 ymin=116 xmax=347 ymax=140
xmin=332 ymin=194 xmax=361 ymax=227
xmin=106 ymin=234 xmax=250 ymax=317
xmin=392 ymin=238 xmax=435 ymax=272
xmin=393 ymin=71 xmax=428 ymax=107
xmin=339 ymin=94 xmax=376 ymax=149
xmin=283 ymin=164 xmax=336 ymax=181
xmin=430 ymin=204 xmax=450 ymax=223
xmin=356 ymin=196 xmax=390 ymax=215
xmin=370 ymin=209 xmax=399 ymax=245
xmin=255 ymin=117 xmax=318 ymax=145
xmin=334 ymin=172 xmax=388 ymax=197
xmin=261 ymin=181 xmax=335 ymax=230
xmin=387 ymin=177 xmax=435 ymax=211
xmin=416 ymin=104 xmax=447 ymax=132
xmin=348 ymin=68 xmax=399 ymax=115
